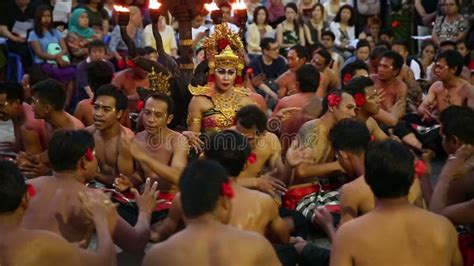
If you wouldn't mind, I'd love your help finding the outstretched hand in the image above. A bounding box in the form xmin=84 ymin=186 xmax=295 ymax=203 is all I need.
xmin=256 ymin=169 xmax=287 ymax=197
xmin=286 ymin=139 xmax=305 ymax=167
xmin=182 ymin=131 xmax=204 ymax=154
xmin=132 ymin=178 xmax=159 ymax=215
xmin=440 ymin=145 xmax=474 ymax=180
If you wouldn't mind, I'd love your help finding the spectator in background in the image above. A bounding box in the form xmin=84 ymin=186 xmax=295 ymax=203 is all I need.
xmin=276 ymin=3 xmax=305 ymax=56
xmin=365 ymin=16 xmax=381 ymax=44
xmin=103 ymin=0 xmax=117 ymax=28
xmin=28 ymin=5 xmax=76 ymax=108
xmin=432 ymin=0 xmax=470 ymax=46
xmin=144 ymin=13 xmax=177 ymax=57
xmin=379 ymin=28 xmax=394 ymax=44
xmin=392 ymin=39 xmax=424 ymax=81
xmin=267 ymin=0 xmax=285 ymax=26
xmin=418 ymin=40 xmax=437 ymax=81
xmin=191 ymin=13 xmax=207 ymax=50
xmin=456 ymin=39 xmax=473 ymax=69
xmin=305 ymin=3 xmax=329 ymax=45
xmin=321 ymin=30 xmax=344 ymax=71
xmin=0 ymin=0 xmax=36 ymax=70
xmin=108 ymin=6 xmax=144 ymax=66
xmin=247 ymin=6 xmax=273 ymax=59
xmin=343 ymin=39 xmax=370 ymax=67
xmin=66 ymin=8 xmax=102 ymax=63
xmin=78 ymin=0 xmax=110 ymax=36
xmin=329 ymin=4 xmax=356 ymax=56
xmin=323 ymin=0 xmax=346 ymax=22
xmin=414 ymin=0 xmax=438 ymax=50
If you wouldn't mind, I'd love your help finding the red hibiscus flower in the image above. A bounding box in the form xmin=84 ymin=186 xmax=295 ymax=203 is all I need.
xmin=208 ymin=73 xmax=216 ymax=83
xmin=136 ymin=100 xmax=145 ymax=112
xmin=354 ymin=93 xmax=366 ymax=107
xmin=391 ymin=20 xmax=401 ymax=28
xmin=343 ymin=73 xmax=352 ymax=84
xmin=85 ymin=148 xmax=94 ymax=161
xmin=26 ymin=184 xmax=36 ymax=198
xmin=414 ymin=159 xmax=427 ymax=177
xmin=221 ymin=180 xmax=235 ymax=198
xmin=246 ymin=68 xmax=253 ymax=75
xmin=247 ymin=152 xmax=257 ymax=164
xmin=217 ymin=39 xmax=230 ymax=50
xmin=327 ymin=93 xmax=342 ymax=107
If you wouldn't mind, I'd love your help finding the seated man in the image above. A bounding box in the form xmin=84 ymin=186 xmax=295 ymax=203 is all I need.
xmin=0 ymin=160 xmax=116 ymax=266
xmin=275 ymin=45 xmax=309 ymax=98
xmin=142 ymin=160 xmax=281 ymax=266
xmin=0 ymin=82 xmax=47 ymax=155
xmin=21 ymin=130 xmax=158 ymax=255
xmin=86 ymin=84 xmax=135 ymax=187
xmin=330 ymin=119 xmax=424 ymax=226
xmin=311 ymin=48 xmax=339 ymax=97
xmin=330 ymin=140 xmax=462 ymax=266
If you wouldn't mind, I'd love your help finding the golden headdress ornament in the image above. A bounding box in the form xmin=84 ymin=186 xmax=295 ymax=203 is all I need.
xmin=204 ymin=24 xmax=245 ymax=80
xmin=148 ymin=67 xmax=171 ymax=96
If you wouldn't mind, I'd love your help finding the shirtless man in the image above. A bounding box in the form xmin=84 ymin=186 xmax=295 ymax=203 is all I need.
xmin=0 ymin=82 xmax=47 ymax=155
xmin=321 ymin=31 xmax=344 ymax=71
xmin=418 ymin=50 xmax=474 ymax=120
xmin=18 ymin=79 xmax=85 ymax=177
xmin=330 ymin=119 xmax=424 ymax=226
xmin=340 ymin=60 xmax=369 ymax=87
xmin=155 ymin=130 xmax=289 ymax=246
xmin=0 ymin=160 xmax=116 ymax=266
xmin=311 ymin=48 xmax=339 ymax=97
xmin=272 ymin=64 xmax=322 ymax=152
xmin=143 ymin=160 xmax=281 ymax=266
xmin=330 ymin=140 xmax=462 ymax=266
xmin=86 ymin=84 xmax=135 ymax=187
xmin=21 ymin=130 xmax=159 ymax=254
xmin=275 ymin=45 xmax=309 ymax=98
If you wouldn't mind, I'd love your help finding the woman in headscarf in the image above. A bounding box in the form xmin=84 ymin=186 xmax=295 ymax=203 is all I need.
xmin=66 ymin=8 xmax=102 ymax=62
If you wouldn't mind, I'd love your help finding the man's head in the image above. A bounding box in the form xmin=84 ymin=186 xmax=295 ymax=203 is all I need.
xmin=365 ymin=140 xmax=414 ymax=199
xmin=329 ymin=118 xmax=370 ymax=177
xmin=296 ymin=64 xmax=320 ymax=93
xmin=48 ymin=130 xmax=97 ymax=181
xmin=0 ymin=83 xmax=24 ymax=121
xmin=355 ymin=39 xmax=370 ymax=61
xmin=321 ymin=31 xmax=336 ymax=49
xmin=88 ymin=40 xmax=107 ymax=61
xmin=456 ymin=40 xmax=470 ymax=58
xmin=391 ymin=39 xmax=410 ymax=61
xmin=92 ymin=84 xmax=128 ymax=130
xmin=343 ymin=76 xmax=379 ymax=115
xmin=235 ymin=105 xmax=267 ymax=148
xmin=322 ymin=90 xmax=356 ymax=121
xmin=179 ymin=160 xmax=232 ymax=223
xmin=31 ymin=79 xmax=65 ymax=119
xmin=287 ymin=45 xmax=309 ymax=71
xmin=439 ymin=40 xmax=457 ymax=53
xmin=0 ymin=160 xmax=27 ymax=215
xmin=191 ymin=14 xmax=204 ymax=29
xmin=86 ymin=61 xmax=114 ymax=93
xmin=261 ymin=37 xmax=280 ymax=61
xmin=377 ymin=51 xmax=404 ymax=81
xmin=143 ymin=93 xmax=174 ymax=134
xmin=379 ymin=28 xmax=394 ymax=43
xmin=434 ymin=50 xmax=464 ymax=80
xmin=439 ymin=106 xmax=474 ymax=154
xmin=340 ymin=60 xmax=369 ymax=86
xmin=219 ymin=3 xmax=232 ymax=23
xmin=368 ymin=45 xmax=388 ymax=73
xmin=204 ymin=130 xmax=251 ymax=178
xmin=311 ymin=48 xmax=332 ymax=71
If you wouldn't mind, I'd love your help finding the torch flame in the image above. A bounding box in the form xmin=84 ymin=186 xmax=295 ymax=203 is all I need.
xmin=204 ymin=2 xmax=219 ymax=12
xmin=149 ymin=0 xmax=162 ymax=10
xmin=231 ymin=0 xmax=246 ymax=10
xmin=113 ymin=5 xmax=130 ymax=12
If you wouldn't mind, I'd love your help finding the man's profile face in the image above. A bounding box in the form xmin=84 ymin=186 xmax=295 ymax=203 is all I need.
xmin=311 ymin=53 xmax=326 ymax=71
xmin=263 ymin=42 xmax=280 ymax=60
xmin=93 ymin=95 xmax=120 ymax=130
xmin=377 ymin=57 xmax=396 ymax=81
xmin=0 ymin=94 xmax=17 ymax=121
xmin=335 ymin=150 xmax=356 ymax=178
xmin=287 ymin=50 xmax=305 ymax=71
xmin=31 ymin=95 xmax=48 ymax=119
xmin=332 ymin=93 xmax=356 ymax=121
xmin=143 ymin=98 xmax=171 ymax=134
xmin=433 ymin=58 xmax=453 ymax=81
xmin=235 ymin=122 xmax=258 ymax=149
xmin=90 ymin=47 xmax=106 ymax=61
xmin=362 ymin=86 xmax=380 ymax=115
xmin=440 ymin=125 xmax=457 ymax=155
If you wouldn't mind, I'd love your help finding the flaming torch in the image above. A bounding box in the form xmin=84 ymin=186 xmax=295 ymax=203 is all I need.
xmin=114 ymin=5 xmax=130 ymax=27
xmin=205 ymin=2 xmax=222 ymax=25
xmin=149 ymin=0 xmax=163 ymax=24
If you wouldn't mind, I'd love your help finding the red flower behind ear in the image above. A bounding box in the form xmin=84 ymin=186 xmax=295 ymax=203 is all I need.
xmin=246 ymin=68 xmax=253 ymax=76
xmin=221 ymin=180 xmax=234 ymax=198
xmin=414 ymin=159 xmax=427 ymax=177
xmin=327 ymin=94 xmax=342 ymax=107
xmin=343 ymin=73 xmax=352 ymax=84
xmin=26 ymin=184 xmax=36 ymax=198
xmin=247 ymin=152 xmax=257 ymax=164
xmin=217 ymin=39 xmax=230 ymax=51
xmin=354 ymin=93 xmax=366 ymax=107
xmin=136 ymin=100 xmax=145 ymax=112
xmin=85 ymin=148 xmax=94 ymax=161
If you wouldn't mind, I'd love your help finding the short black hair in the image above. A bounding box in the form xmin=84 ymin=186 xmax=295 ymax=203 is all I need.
xmin=86 ymin=61 xmax=114 ymax=92
xmin=321 ymin=89 xmax=343 ymax=114
xmin=204 ymin=130 xmax=251 ymax=177
xmin=375 ymin=40 xmax=392 ymax=50
xmin=340 ymin=60 xmax=369 ymax=84
xmin=440 ymin=105 xmax=474 ymax=145
xmin=32 ymin=79 xmax=65 ymax=111
xmin=236 ymin=105 xmax=267 ymax=134
xmin=322 ymin=31 xmax=336 ymax=42
xmin=260 ymin=37 xmax=277 ymax=50
xmin=0 ymin=82 xmax=24 ymax=103
xmin=343 ymin=76 xmax=374 ymax=97
xmin=87 ymin=39 xmax=107 ymax=53
xmin=0 ymin=160 xmax=26 ymax=213
xmin=296 ymin=64 xmax=320 ymax=93
xmin=290 ymin=44 xmax=310 ymax=62
xmin=315 ymin=49 xmax=333 ymax=67
xmin=148 ymin=92 xmax=174 ymax=115
xmin=392 ymin=39 xmax=409 ymax=52
xmin=329 ymin=118 xmax=370 ymax=154
xmin=356 ymin=39 xmax=370 ymax=50
xmin=369 ymin=45 xmax=388 ymax=60
xmin=381 ymin=51 xmax=404 ymax=73
xmin=379 ymin=28 xmax=394 ymax=39
xmin=48 ymin=130 xmax=95 ymax=171
xmin=93 ymin=84 xmax=128 ymax=112
xmin=179 ymin=160 xmax=229 ymax=219
xmin=439 ymin=40 xmax=457 ymax=49
xmin=436 ymin=50 xmax=465 ymax=76
xmin=333 ymin=4 xmax=355 ymax=26
xmin=364 ymin=140 xmax=414 ymax=199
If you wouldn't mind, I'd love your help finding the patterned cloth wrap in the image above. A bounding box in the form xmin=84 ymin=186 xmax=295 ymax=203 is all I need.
xmin=103 ymin=188 xmax=174 ymax=212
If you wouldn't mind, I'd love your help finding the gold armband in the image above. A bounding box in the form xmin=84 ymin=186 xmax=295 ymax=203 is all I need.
xmin=179 ymin=39 xmax=193 ymax=46
xmin=187 ymin=116 xmax=202 ymax=124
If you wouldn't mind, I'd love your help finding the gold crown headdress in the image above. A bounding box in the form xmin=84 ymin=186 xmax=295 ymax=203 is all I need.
xmin=148 ymin=67 xmax=171 ymax=95
xmin=204 ymin=24 xmax=245 ymax=81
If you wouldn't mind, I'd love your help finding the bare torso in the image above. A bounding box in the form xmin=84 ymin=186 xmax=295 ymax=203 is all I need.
xmin=317 ymin=68 xmax=339 ymax=97
xmin=371 ymin=74 xmax=407 ymax=111
xmin=429 ymin=79 xmax=472 ymax=114
xmin=112 ymin=69 xmax=150 ymax=112
xmin=276 ymin=70 xmax=299 ymax=98
xmin=13 ymin=103 xmax=47 ymax=153
xmin=238 ymin=132 xmax=280 ymax=178
xmin=45 ymin=112 xmax=85 ymax=139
